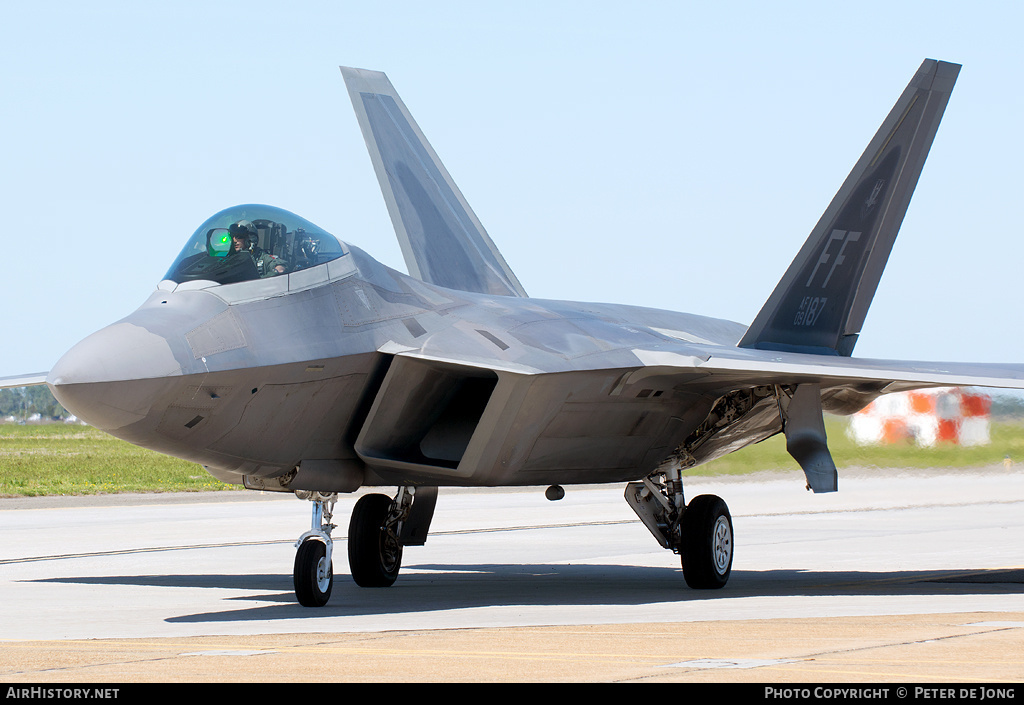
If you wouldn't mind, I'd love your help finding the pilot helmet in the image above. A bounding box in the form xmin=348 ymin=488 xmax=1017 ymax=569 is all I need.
xmin=228 ymin=220 xmax=258 ymax=249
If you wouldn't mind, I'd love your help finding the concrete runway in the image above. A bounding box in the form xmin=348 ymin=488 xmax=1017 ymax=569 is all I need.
xmin=1 ymin=467 xmax=1023 ymax=682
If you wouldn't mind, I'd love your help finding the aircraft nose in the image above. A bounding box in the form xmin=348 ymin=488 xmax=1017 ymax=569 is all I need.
xmin=48 ymin=323 xmax=182 ymax=431
xmin=49 ymin=322 xmax=182 ymax=386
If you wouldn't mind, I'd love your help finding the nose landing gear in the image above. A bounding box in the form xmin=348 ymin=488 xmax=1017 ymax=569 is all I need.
xmin=293 ymin=491 xmax=337 ymax=607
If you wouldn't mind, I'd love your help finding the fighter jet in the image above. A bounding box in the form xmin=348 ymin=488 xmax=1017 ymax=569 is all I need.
xmin=5 ymin=59 xmax=1023 ymax=607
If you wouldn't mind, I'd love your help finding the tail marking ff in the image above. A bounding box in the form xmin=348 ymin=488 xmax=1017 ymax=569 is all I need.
xmin=739 ymin=59 xmax=960 ymax=356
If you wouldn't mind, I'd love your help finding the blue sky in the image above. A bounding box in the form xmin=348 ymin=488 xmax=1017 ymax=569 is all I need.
xmin=2 ymin=1 xmax=1022 ymax=379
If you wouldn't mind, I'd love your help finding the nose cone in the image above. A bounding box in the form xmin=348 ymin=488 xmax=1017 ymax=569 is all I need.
xmin=48 ymin=323 xmax=182 ymax=431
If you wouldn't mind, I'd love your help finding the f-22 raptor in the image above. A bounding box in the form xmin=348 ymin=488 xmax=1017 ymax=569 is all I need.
xmin=10 ymin=59 xmax=1024 ymax=606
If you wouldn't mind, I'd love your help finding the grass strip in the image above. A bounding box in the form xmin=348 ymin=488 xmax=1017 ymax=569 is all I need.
xmin=0 ymin=424 xmax=236 ymax=496
xmin=2 ymin=418 xmax=1022 ymax=497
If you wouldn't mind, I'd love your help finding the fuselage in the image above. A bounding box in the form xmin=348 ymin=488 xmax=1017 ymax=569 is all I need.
xmin=49 ymin=205 xmax=750 ymax=492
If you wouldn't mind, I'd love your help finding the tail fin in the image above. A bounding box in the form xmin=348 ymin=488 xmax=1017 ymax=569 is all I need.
xmin=340 ymin=67 xmax=527 ymax=297
xmin=738 ymin=59 xmax=960 ymax=356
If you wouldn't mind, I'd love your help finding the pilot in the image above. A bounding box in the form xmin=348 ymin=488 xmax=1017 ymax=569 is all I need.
xmin=229 ymin=221 xmax=286 ymax=277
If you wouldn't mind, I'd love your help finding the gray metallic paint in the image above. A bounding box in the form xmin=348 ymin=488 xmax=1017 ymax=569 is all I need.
xmin=42 ymin=59 xmax=1024 ymax=498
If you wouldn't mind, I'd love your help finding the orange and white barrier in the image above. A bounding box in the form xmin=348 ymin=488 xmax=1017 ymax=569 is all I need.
xmin=847 ymin=387 xmax=991 ymax=447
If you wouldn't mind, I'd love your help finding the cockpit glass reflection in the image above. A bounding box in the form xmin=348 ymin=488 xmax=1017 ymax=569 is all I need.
xmin=165 ymin=204 xmax=347 ymax=285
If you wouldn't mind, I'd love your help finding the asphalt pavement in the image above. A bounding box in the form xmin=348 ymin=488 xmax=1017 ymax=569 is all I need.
xmin=1 ymin=466 xmax=1022 ymax=682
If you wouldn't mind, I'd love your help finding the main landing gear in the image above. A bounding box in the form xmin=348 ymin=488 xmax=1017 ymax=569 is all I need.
xmin=625 ymin=467 xmax=734 ymax=589
xmin=348 ymin=492 xmax=405 ymax=587
xmin=293 ymin=486 xmax=437 ymax=607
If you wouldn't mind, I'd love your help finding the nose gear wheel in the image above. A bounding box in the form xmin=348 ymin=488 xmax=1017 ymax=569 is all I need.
xmin=292 ymin=492 xmax=337 ymax=607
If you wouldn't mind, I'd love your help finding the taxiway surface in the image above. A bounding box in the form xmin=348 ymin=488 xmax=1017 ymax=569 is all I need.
xmin=1 ymin=467 xmax=1022 ymax=681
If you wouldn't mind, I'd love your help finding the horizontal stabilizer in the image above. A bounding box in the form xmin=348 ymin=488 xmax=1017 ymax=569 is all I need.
xmin=341 ymin=67 xmax=527 ymax=297
xmin=739 ymin=59 xmax=960 ymax=356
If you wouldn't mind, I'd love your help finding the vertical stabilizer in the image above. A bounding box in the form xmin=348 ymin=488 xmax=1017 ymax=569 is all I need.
xmin=738 ymin=59 xmax=960 ymax=356
xmin=341 ymin=67 xmax=527 ymax=297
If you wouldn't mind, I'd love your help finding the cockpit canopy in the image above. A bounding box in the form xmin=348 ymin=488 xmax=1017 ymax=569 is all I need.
xmin=165 ymin=205 xmax=347 ymax=285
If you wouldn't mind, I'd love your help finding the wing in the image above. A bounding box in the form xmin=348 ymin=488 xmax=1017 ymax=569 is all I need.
xmin=739 ymin=59 xmax=960 ymax=356
xmin=341 ymin=67 xmax=527 ymax=298
xmin=0 ymin=372 xmax=49 ymax=389
xmin=635 ymin=345 xmax=1024 ymax=397
xmin=630 ymin=340 xmax=1024 ymax=493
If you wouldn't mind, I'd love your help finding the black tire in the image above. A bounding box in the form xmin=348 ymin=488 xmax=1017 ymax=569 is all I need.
xmin=679 ymin=494 xmax=733 ymax=589
xmin=293 ymin=538 xmax=333 ymax=607
xmin=348 ymin=493 xmax=403 ymax=587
